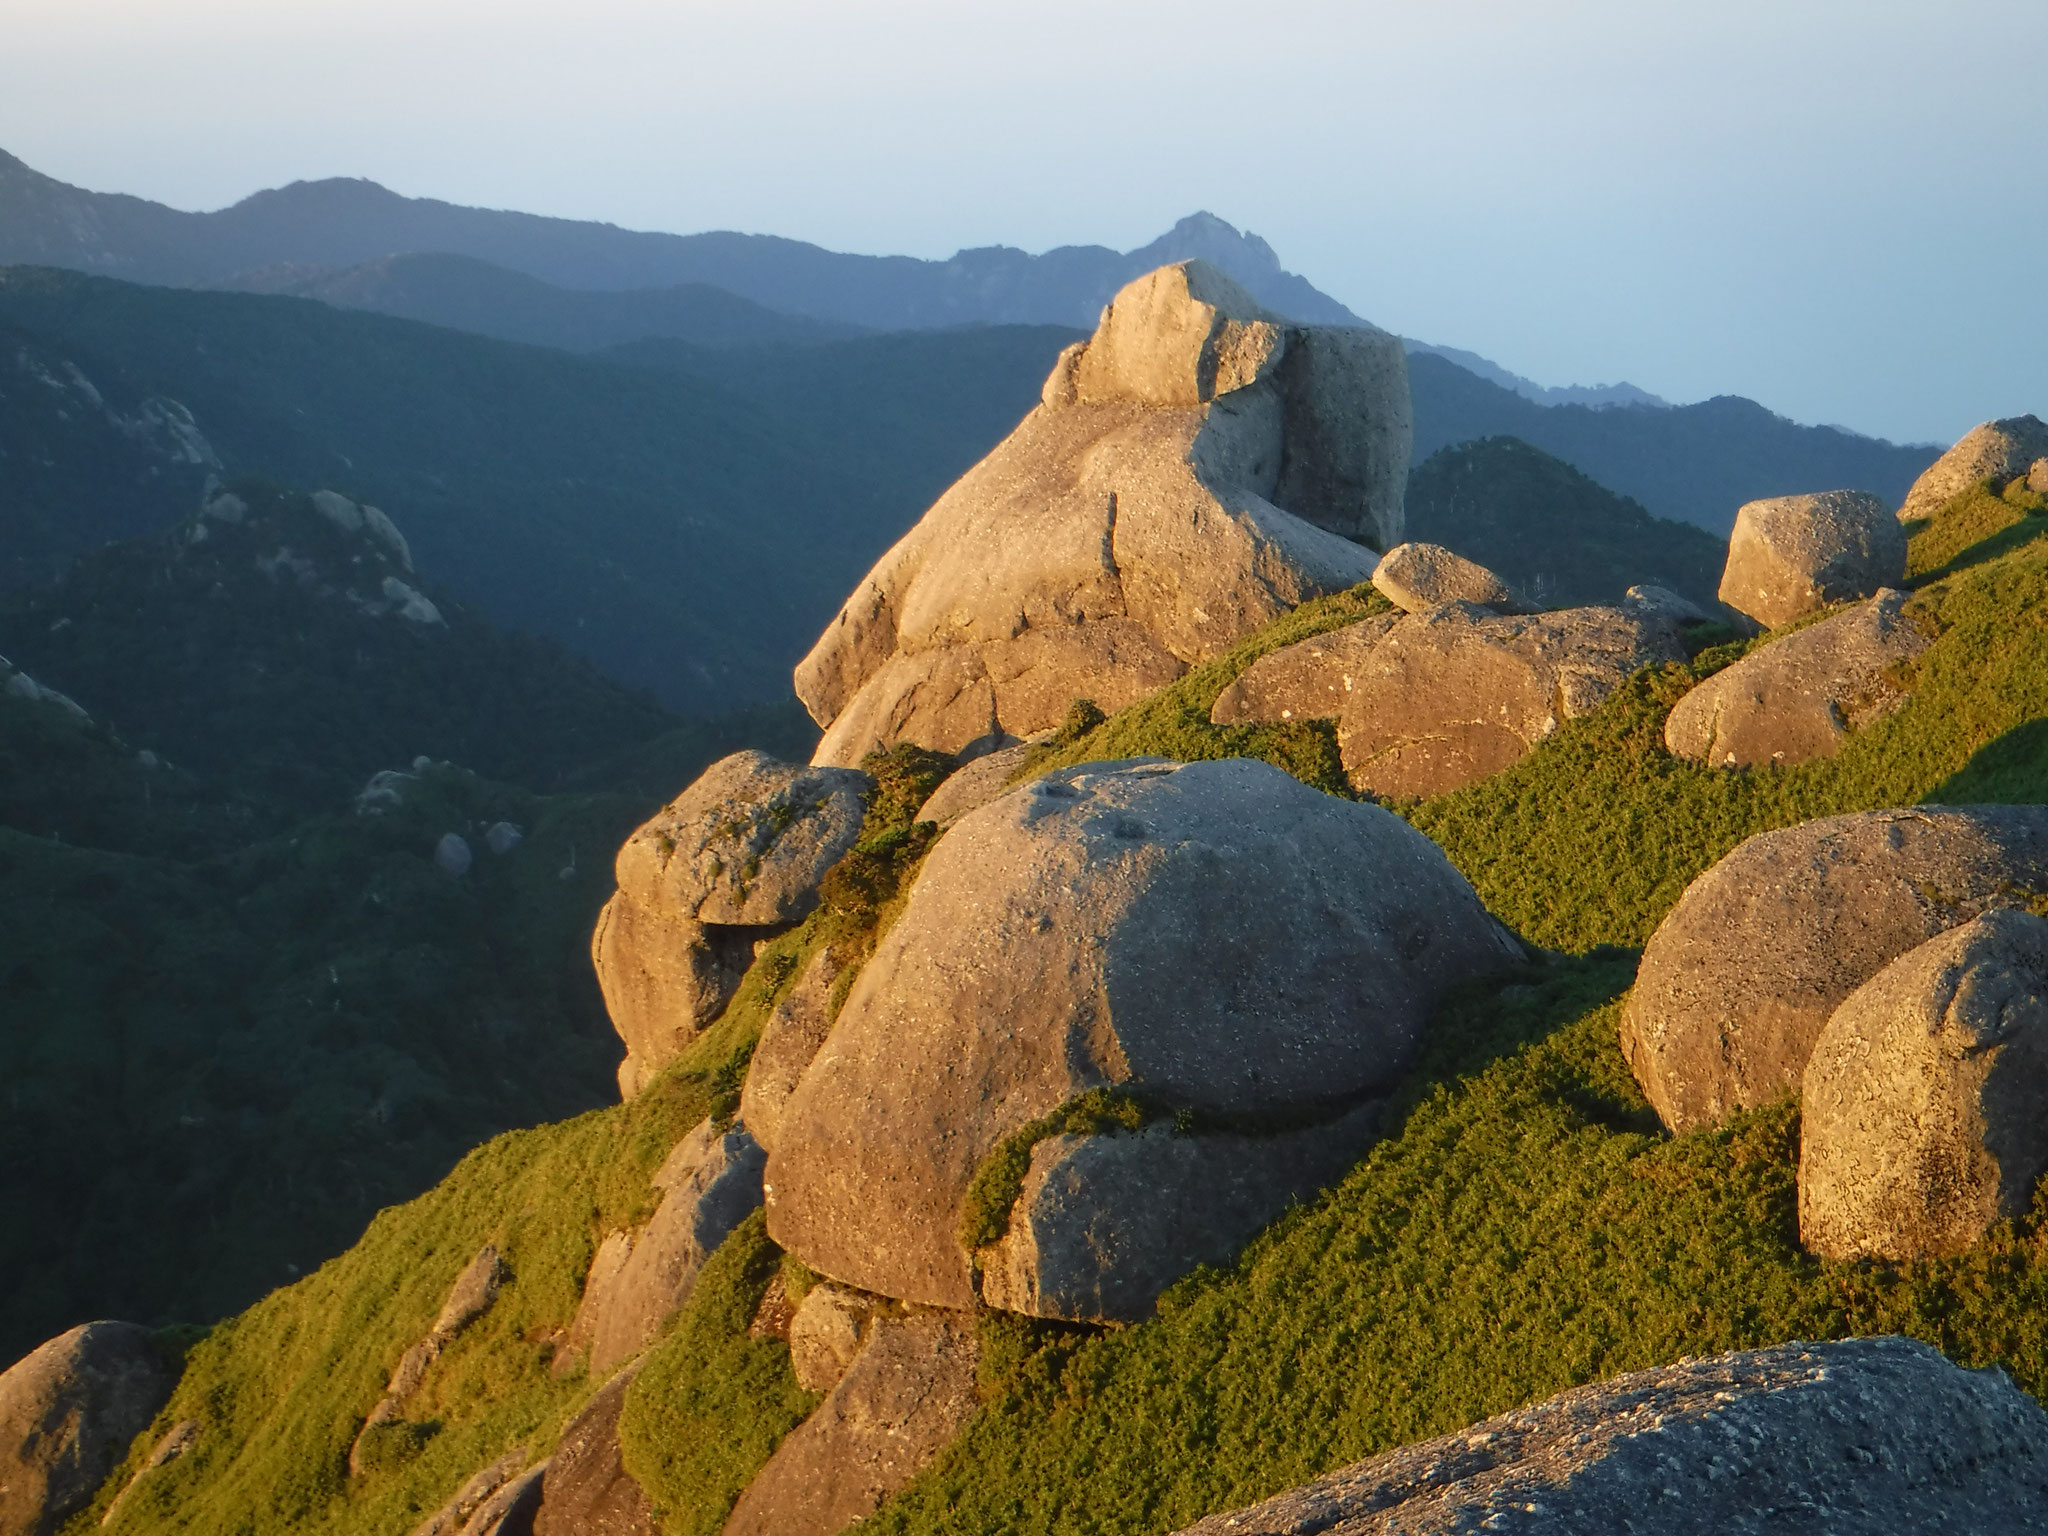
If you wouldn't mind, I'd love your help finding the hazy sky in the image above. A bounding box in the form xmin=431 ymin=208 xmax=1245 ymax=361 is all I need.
xmin=5 ymin=0 xmax=2043 ymax=443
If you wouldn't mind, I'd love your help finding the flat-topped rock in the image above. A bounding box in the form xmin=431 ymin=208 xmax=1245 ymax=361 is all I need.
xmin=1208 ymin=614 xmax=1399 ymax=725
xmin=1801 ymin=910 xmax=2048 ymax=1261
xmin=1174 ymin=1338 xmax=2048 ymax=1535
xmin=1718 ymin=490 xmax=1905 ymax=629
xmin=795 ymin=260 xmax=1409 ymax=766
xmin=1338 ymin=604 xmax=1684 ymax=799
xmin=1621 ymin=806 xmax=2048 ymax=1134
xmin=0 ymin=1321 xmax=174 ymax=1536
xmin=1371 ymin=541 xmax=1533 ymax=614
xmin=1901 ymin=415 xmax=2048 ymax=521
xmin=1664 ymin=588 xmax=1931 ymax=768
xmin=765 ymin=757 xmax=1521 ymax=1309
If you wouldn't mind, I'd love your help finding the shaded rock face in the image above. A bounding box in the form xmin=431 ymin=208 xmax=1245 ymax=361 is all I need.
xmin=978 ymin=1100 xmax=1383 ymax=1324
xmin=1900 ymin=415 xmax=2048 ymax=521
xmin=1174 ymin=1337 xmax=2048 ymax=1536
xmin=0 ymin=1321 xmax=173 ymax=1536
xmin=787 ymin=1284 xmax=876 ymax=1394
xmin=1663 ymin=588 xmax=1931 ymax=768
xmin=559 ymin=1120 xmax=765 ymax=1375
xmin=721 ymin=1311 xmax=980 ymax=1536
xmin=765 ymin=757 xmax=1521 ymax=1310
xmin=736 ymin=949 xmax=849 ymax=1157
xmin=1621 ymin=807 xmax=2048 ymax=1135
xmin=1718 ymin=490 xmax=1905 ymax=630
xmin=590 ymin=896 xmax=755 ymax=1096
xmin=409 ymin=1450 xmax=529 ymax=1536
xmin=457 ymin=1462 xmax=546 ymax=1536
xmin=1208 ymin=615 xmax=1398 ymax=726
xmin=796 ymin=260 xmax=1407 ymax=767
xmin=1801 ymin=910 xmax=2048 ymax=1261
xmin=532 ymin=1371 xmax=655 ymax=1536
xmin=1337 ymin=604 xmax=1684 ymax=799
xmin=612 ymin=752 xmax=871 ymax=928
xmin=1370 ymin=541 xmax=1532 ymax=614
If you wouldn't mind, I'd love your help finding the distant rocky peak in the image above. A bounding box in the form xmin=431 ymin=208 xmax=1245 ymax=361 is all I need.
xmin=186 ymin=482 xmax=442 ymax=626
xmin=1128 ymin=212 xmax=1283 ymax=280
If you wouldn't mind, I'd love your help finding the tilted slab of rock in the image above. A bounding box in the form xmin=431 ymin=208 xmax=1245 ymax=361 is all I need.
xmin=0 ymin=1322 xmax=174 ymax=1536
xmin=1208 ymin=614 xmax=1398 ymax=725
xmin=2031 ymin=457 xmax=2048 ymax=495
xmin=613 ymin=752 xmax=871 ymax=927
xmin=1621 ymin=806 xmax=2048 ymax=1135
xmin=1173 ymin=1337 xmax=2048 ymax=1535
xmin=912 ymin=740 xmax=1039 ymax=828
xmin=1900 ymin=414 xmax=2048 ymax=521
xmin=352 ymin=1245 xmax=510 ymax=1476
xmin=1801 ymin=910 xmax=2048 ymax=1261
xmin=1370 ymin=541 xmax=1534 ymax=615
xmin=1718 ymin=489 xmax=1905 ymax=630
xmin=560 ymin=1120 xmax=765 ymax=1375
xmin=1338 ymin=604 xmax=1684 ymax=799
xmin=532 ymin=1369 xmax=655 ymax=1536
xmin=591 ymin=895 xmax=755 ymax=1097
xmin=765 ymin=757 xmax=1522 ymax=1310
xmin=409 ymin=1450 xmax=529 ymax=1536
xmin=99 ymin=1419 xmax=200 ymax=1530
xmin=796 ymin=260 xmax=1406 ymax=767
xmin=1663 ymin=588 xmax=1931 ymax=768
xmin=978 ymin=1101 xmax=1383 ymax=1324
xmin=456 ymin=1461 xmax=547 ymax=1536
xmin=721 ymin=1311 xmax=980 ymax=1536
xmin=737 ymin=948 xmax=848 ymax=1157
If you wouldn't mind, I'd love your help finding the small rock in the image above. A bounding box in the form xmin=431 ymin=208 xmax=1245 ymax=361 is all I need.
xmin=201 ymin=490 xmax=247 ymax=523
xmin=360 ymin=503 xmax=415 ymax=571
xmin=435 ymin=833 xmax=474 ymax=878
xmin=432 ymin=1246 xmax=507 ymax=1340
xmin=381 ymin=576 xmax=445 ymax=626
xmin=355 ymin=769 xmax=414 ymax=813
xmin=0 ymin=1321 xmax=175 ymax=1536
xmin=97 ymin=1419 xmax=198 ymax=1529
xmin=1622 ymin=584 xmax=1711 ymax=625
xmin=1718 ymin=489 xmax=1905 ymax=629
xmin=787 ymin=1284 xmax=875 ymax=1394
xmin=1371 ymin=541 xmax=1534 ymax=614
xmin=456 ymin=1460 xmax=547 ymax=1536
xmin=1208 ymin=614 xmax=1399 ymax=725
xmin=485 ymin=822 xmax=524 ymax=856
xmin=913 ymin=742 xmax=1037 ymax=829
xmin=1900 ymin=415 xmax=2048 ymax=520
xmin=1801 ymin=910 xmax=2048 ymax=1261
xmin=311 ymin=489 xmax=365 ymax=534
xmin=1663 ymin=588 xmax=1932 ymax=768
xmin=532 ymin=1371 xmax=654 ymax=1536
xmin=408 ymin=1450 xmax=528 ymax=1536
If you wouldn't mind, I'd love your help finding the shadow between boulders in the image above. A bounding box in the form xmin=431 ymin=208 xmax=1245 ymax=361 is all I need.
xmin=1909 ymin=512 xmax=2048 ymax=586
xmin=1927 ymin=717 xmax=2048 ymax=806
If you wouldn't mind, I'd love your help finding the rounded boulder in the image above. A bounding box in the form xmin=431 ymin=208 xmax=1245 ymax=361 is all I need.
xmin=1718 ymin=490 xmax=1905 ymax=630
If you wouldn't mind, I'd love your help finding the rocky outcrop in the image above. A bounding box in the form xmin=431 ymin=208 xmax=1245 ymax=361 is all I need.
xmin=913 ymin=741 xmax=1038 ymax=828
xmin=1622 ymin=584 xmax=1712 ymax=625
xmin=1174 ymin=1337 xmax=2048 ymax=1535
xmin=558 ymin=1121 xmax=765 ymax=1375
xmin=0 ymin=1322 xmax=174 ymax=1536
xmin=787 ymin=1284 xmax=877 ymax=1394
xmin=98 ymin=1419 xmax=199 ymax=1528
xmin=1207 ymin=615 xmax=1398 ymax=725
xmin=1800 ymin=910 xmax=2048 ymax=1261
xmin=1663 ymin=588 xmax=1931 ymax=768
xmin=2030 ymin=457 xmax=2048 ymax=496
xmin=795 ymin=261 xmax=1408 ymax=767
xmin=1370 ymin=542 xmax=1533 ymax=614
xmin=591 ymin=897 xmax=755 ymax=1098
xmin=532 ymin=1370 xmax=655 ymax=1536
xmin=764 ymin=757 xmax=1521 ymax=1311
xmin=1337 ymin=604 xmax=1684 ymax=798
xmin=352 ymin=1247 xmax=508 ymax=1475
xmin=976 ymin=1101 xmax=1383 ymax=1324
xmin=409 ymin=1450 xmax=530 ymax=1536
xmin=1717 ymin=490 xmax=1905 ymax=629
xmin=721 ymin=1311 xmax=980 ymax=1536
xmin=1620 ymin=807 xmax=2048 ymax=1134
xmin=737 ymin=950 xmax=849 ymax=1157
xmin=456 ymin=1462 xmax=547 ymax=1536
xmin=1900 ymin=415 xmax=2048 ymax=521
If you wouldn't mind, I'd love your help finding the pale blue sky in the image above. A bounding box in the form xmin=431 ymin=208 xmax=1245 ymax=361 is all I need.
xmin=5 ymin=0 xmax=2043 ymax=443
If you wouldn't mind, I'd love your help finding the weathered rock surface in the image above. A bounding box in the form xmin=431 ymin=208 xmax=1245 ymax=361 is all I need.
xmin=1622 ymin=583 xmax=1712 ymax=625
xmin=1800 ymin=910 xmax=2048 ymax=1261
xmin=1207 ymin=614 xmax=1398 ymax=725
xmin=532 ymin=1370 xmax=654 ymax=1536
xmin=913 ymin=740 xmax=1038 ymax=828
xmin=721 ymin=1311 xmax=980 ymax=1536
xmin=1174 ymin=1337 xmax=2048 ymax=1535
xmin=1900 ymin=415 xmax=2048 ymax=521
xmin=1338 ymin=604 xmax=1684 ymax=799
xmin=457 ymin=1461 xmax=546 ymax=1536
xmin=766 ymin=757 xmax=1521 ymax=1309
xmin=786 ymin=1283 xmax=877 ymax=1394
xmin=1718 ymin=490 xmax=1905 ymax=629
xmin=2030 ymin=457 xmax=2048 ymax=496
xmin=0 ymin=1322 xmax=173 ymax=1536
xmin=978 ymin=1100 xmax=1383 ymax=1323
xmin=613 ymin=752 xmax=871 ymax=928
xmin=591 ymin=894 xmax=754 ymax=1096
xmin=1371 ymin=542 xmax=1533 ymax=614
xmin=737 ymin=949 xmax=849 ymax=1156
xmin=796 ymin=260 xmax=1407 ymax=766
xmin=352 ymin=1245 xmax=510 ymax=1475
xmin=1663 ymin=588 xmax=1931 ymax=768
xmin=1621 ymin=806 xmax=2048 ymax=1134
xmin=410 ymin=1450 xmax=529 ymax=1536
xmin=99 ymin=1419 xmax=200 ymax=1529
xmin=560 ymin=1120 xmax=765 ymax=1374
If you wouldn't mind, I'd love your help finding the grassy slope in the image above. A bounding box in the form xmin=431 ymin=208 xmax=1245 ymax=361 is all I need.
xmin=82 ymin=480 xmax=2048 ymax=1535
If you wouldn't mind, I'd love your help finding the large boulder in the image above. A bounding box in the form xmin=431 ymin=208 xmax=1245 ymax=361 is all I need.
xmin=764 ymin=757 xmax=1522 ymax=1310
xmin=0 ymin=1322 xmax=174 ymax=1536
xmin=1800 ymin=910 xmax=2048 ymax=1261
xmin=1663 ymin=588 xmax=1932 ymax=768
xmin=1207 ymin=614 xmax=1398 ymax=725
xmin=976 ymin=1101 xmax=1383 ymax=1324
xmin=1174 ymin=1337 xmax=2048 ymax=1535
xmin=1717 ymin=490 xmax=1905 ymax=629
xmin=591 ymin=897 xmax=755 ymax=1098
xmin=795 ymin=260 xmax=1408 ymax=767
xmin=1370 ymin=541 xmax=1534 ymax=614
xmin=1621 ymin=807 xmax=2048 ymax=1134
xmin=532 ymin=1370 xmax=655 ymax=1536
xmin=720 ymin=1311 xmax=980 ymax=1536
xmin=1900 ymin=415 xmax=2048 ymax=521
xmin=1337 ymin=604 xmax=1684 ymax=799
